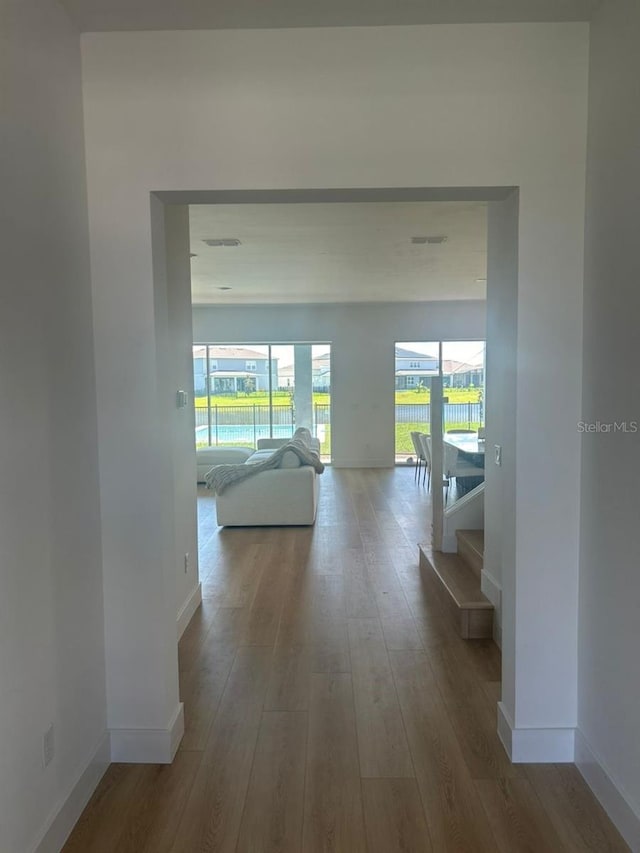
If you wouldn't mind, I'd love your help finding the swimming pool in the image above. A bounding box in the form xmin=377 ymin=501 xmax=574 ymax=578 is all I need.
xmin=195 ymin=423 xmax=294 ymax=445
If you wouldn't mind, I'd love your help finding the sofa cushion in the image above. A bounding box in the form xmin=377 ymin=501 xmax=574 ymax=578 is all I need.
xmin=280 ymin=449 xmax=302 ymax=468
xmin=246 ymin=449 xmax=276 ymax=464
xmin=256 ymin=438 xmax=289 ymax=450
xmin=256 ymin=431 xmax=321 ymax=454
xmin=197 ymin=446 xmax=254 ymax=464
xmin=196 ymin=446 xmax=254 ymax=483
xmin=247 ymin=447 xmax=304 ymax=468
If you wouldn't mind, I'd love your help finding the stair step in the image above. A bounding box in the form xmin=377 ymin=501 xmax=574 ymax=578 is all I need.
xmin=456 ymin=529 xmax=484 ymax=580
xmin=418 ymin=543 xmax=493 ymax=640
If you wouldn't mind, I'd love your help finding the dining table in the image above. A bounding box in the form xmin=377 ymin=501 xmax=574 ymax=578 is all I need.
xmin=443 ymin=432 xmax=486 ymax=458
xmin=443 ymin=432 xmax=486 ymax=495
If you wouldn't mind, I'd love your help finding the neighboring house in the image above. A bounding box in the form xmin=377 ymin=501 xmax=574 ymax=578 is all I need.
xmin=278 ymin=351 xmax=331 ymax=391
xmin=394 ymin=346 xmax=439 ymax=389
xmin=394 ymin=347 xmax=484 ymax=389
xmin=441 ymin=359 xmax=484 ymax=389
xmin=193 ymin=346 xmax=278 ymax=394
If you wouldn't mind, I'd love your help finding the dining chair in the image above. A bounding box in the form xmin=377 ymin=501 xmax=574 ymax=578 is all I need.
xmin=410 ymin=431 xmax=425 ymax=482
xmin=417 ymin=432 xmax=431 ymax=489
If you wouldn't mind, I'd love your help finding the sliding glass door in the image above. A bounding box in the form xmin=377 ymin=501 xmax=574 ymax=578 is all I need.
xmin=395 ymin=340 xmax=486 ymax=466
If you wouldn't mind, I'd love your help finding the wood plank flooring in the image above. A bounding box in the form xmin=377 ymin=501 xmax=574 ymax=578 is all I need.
xmin=64 ymin=467 xmax=629 ymax=853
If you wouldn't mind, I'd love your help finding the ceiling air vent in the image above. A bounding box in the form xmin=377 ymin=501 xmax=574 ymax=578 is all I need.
xmin=411 ymin=235 xmax=448 ymax=245
xmin=203 ymin=238 xmax=242 ymax=247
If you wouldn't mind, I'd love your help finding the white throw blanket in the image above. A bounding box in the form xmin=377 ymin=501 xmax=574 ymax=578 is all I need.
xmin=205 ymin=437 xmax=325 ymax=495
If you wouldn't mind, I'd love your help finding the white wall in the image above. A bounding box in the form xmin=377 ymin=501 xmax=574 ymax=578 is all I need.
xmin=578 ymin=0 xmax=640 ymax=844
xmin=483 ymin=193 xmax=519 ymax=652
xmin=81 ymin=22 xmax=588 ymax=756
xmin=160 ymin=206 xmax=201 ymax=631
xmin=192 ymin=301 xmax=486 ymax=467
xmin=0 ymin=2 xmax=107 ymax=851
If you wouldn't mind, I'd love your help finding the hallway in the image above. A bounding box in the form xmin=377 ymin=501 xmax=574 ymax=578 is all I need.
xmin=64 ymin=468 xmax=627 ymax=852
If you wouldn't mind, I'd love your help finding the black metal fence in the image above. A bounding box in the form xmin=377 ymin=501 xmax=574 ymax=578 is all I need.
xmin=395 ymin=401 xmax=483 ymax=427
xmin=194 ymin=403 xmax=331 ymax=446
xmin=194 ymin=402 xmax=481 ymax=448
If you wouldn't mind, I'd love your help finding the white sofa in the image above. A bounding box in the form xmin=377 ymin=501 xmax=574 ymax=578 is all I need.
xmin=214 ymin=435 xmax=321 ymax=527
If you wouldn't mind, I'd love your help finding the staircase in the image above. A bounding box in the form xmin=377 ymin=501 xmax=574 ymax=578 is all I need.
xmin=418 ymin=529 xmax=493 ymax=639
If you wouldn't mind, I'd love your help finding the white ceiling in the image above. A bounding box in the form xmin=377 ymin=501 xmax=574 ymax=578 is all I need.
xmin=61 ymin=0 xmax=599 ymax=32
xmin=189 ymin=201 xmax=487 ymax=305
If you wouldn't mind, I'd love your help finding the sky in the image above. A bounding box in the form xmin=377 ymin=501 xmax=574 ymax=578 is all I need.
xmin=414 ymin=341 xmax=486 ymax=366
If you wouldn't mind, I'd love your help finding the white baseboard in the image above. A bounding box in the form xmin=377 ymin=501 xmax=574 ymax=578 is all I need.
xmin=480 ymin=569 xmax=501 ymax=609
xmin=332 ymin=459 xmax=393 ymax=468
xmin=497 ymin=702 xmax=575 ymax=763
xmin=575 ymin=729 xmax=640 ymax=851
xmin=33 ymin=731 xmax=110 ymax=853
xmin=110 ymin=702 xmax=184 ymax=763
xmin=480 ymin=569 xmax=502 ymax=648
xmin=177 ymin=581 xmax=202 ymax=639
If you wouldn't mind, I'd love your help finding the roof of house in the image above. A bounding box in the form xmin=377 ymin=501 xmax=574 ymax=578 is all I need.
xmin=210 ymin=371 xmax=257 ymax=378
xmin=193 ymin=345 xmax=268 ymax=360
xmin=441 ymin=359 xmax=483 ymax=374
xmin=395 ymin=346 xmax=438 ymax=360
xmin=279 ymin=354 xmax=331 ymax=375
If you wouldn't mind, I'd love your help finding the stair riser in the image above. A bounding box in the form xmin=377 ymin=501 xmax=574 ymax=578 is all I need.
xmin=418 ymin=547 xmax=493 ymax=641
xmin=460 ymin=608 xmax=493 ymax=640
xmin=456 ymin=536 xmax=483 ymax=580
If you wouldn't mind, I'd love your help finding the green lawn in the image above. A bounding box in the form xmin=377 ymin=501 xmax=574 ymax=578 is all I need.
xmin=394 ymin=387 xmax=482 ymax=404
xmin=195 ymin=391 xmax=330 ymax=408
xmin=395 ymin=422 xmax=482 ymax=455
xmin=195 ymin=388 xmax=479 ymax=409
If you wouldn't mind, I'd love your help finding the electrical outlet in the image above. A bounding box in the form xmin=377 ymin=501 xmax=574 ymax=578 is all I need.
xmin=184 ymin=553 xmax=189 ymax=574
xmin=43 ymin=724 xmax=54 ymax=768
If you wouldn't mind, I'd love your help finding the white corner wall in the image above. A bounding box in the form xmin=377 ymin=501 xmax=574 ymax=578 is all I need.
xmin=159 ymin=205 xmax=201 ymax=634
xmin=81 ymin=22 xmax=588 ymax=760
xmin=483 ymin=193 xmax=519 ymax=653
xmin=0 ymin=3 xmax=107 ymax=851
xmin=578 ymin=0 xmax=640 ymax=847
xmin=192 ymin=301 xmax=486 ymax=467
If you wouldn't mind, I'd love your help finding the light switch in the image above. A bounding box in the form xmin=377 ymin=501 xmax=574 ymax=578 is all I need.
xmin=494 ymin=444 xmax=502 ymax=466
xmin=176 ymin=390 xmax=188 ymax=408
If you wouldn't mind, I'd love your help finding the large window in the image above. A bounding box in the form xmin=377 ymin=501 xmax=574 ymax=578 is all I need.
xmin=193 ymin=343 xmax=331 ymax=460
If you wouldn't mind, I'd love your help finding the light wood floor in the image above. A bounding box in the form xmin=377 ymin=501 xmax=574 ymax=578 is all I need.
xmin=64 ymin=467 xmax=629 ymax=852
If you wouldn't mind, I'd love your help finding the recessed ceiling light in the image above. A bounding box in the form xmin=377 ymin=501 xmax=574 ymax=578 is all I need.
xmin=218 ymin=286 xmax=232 ymax=291
xmin=411 ymin=235 xmax=448 ymax=245
xmin=203 ymin=238 xmax=242 ymax=247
